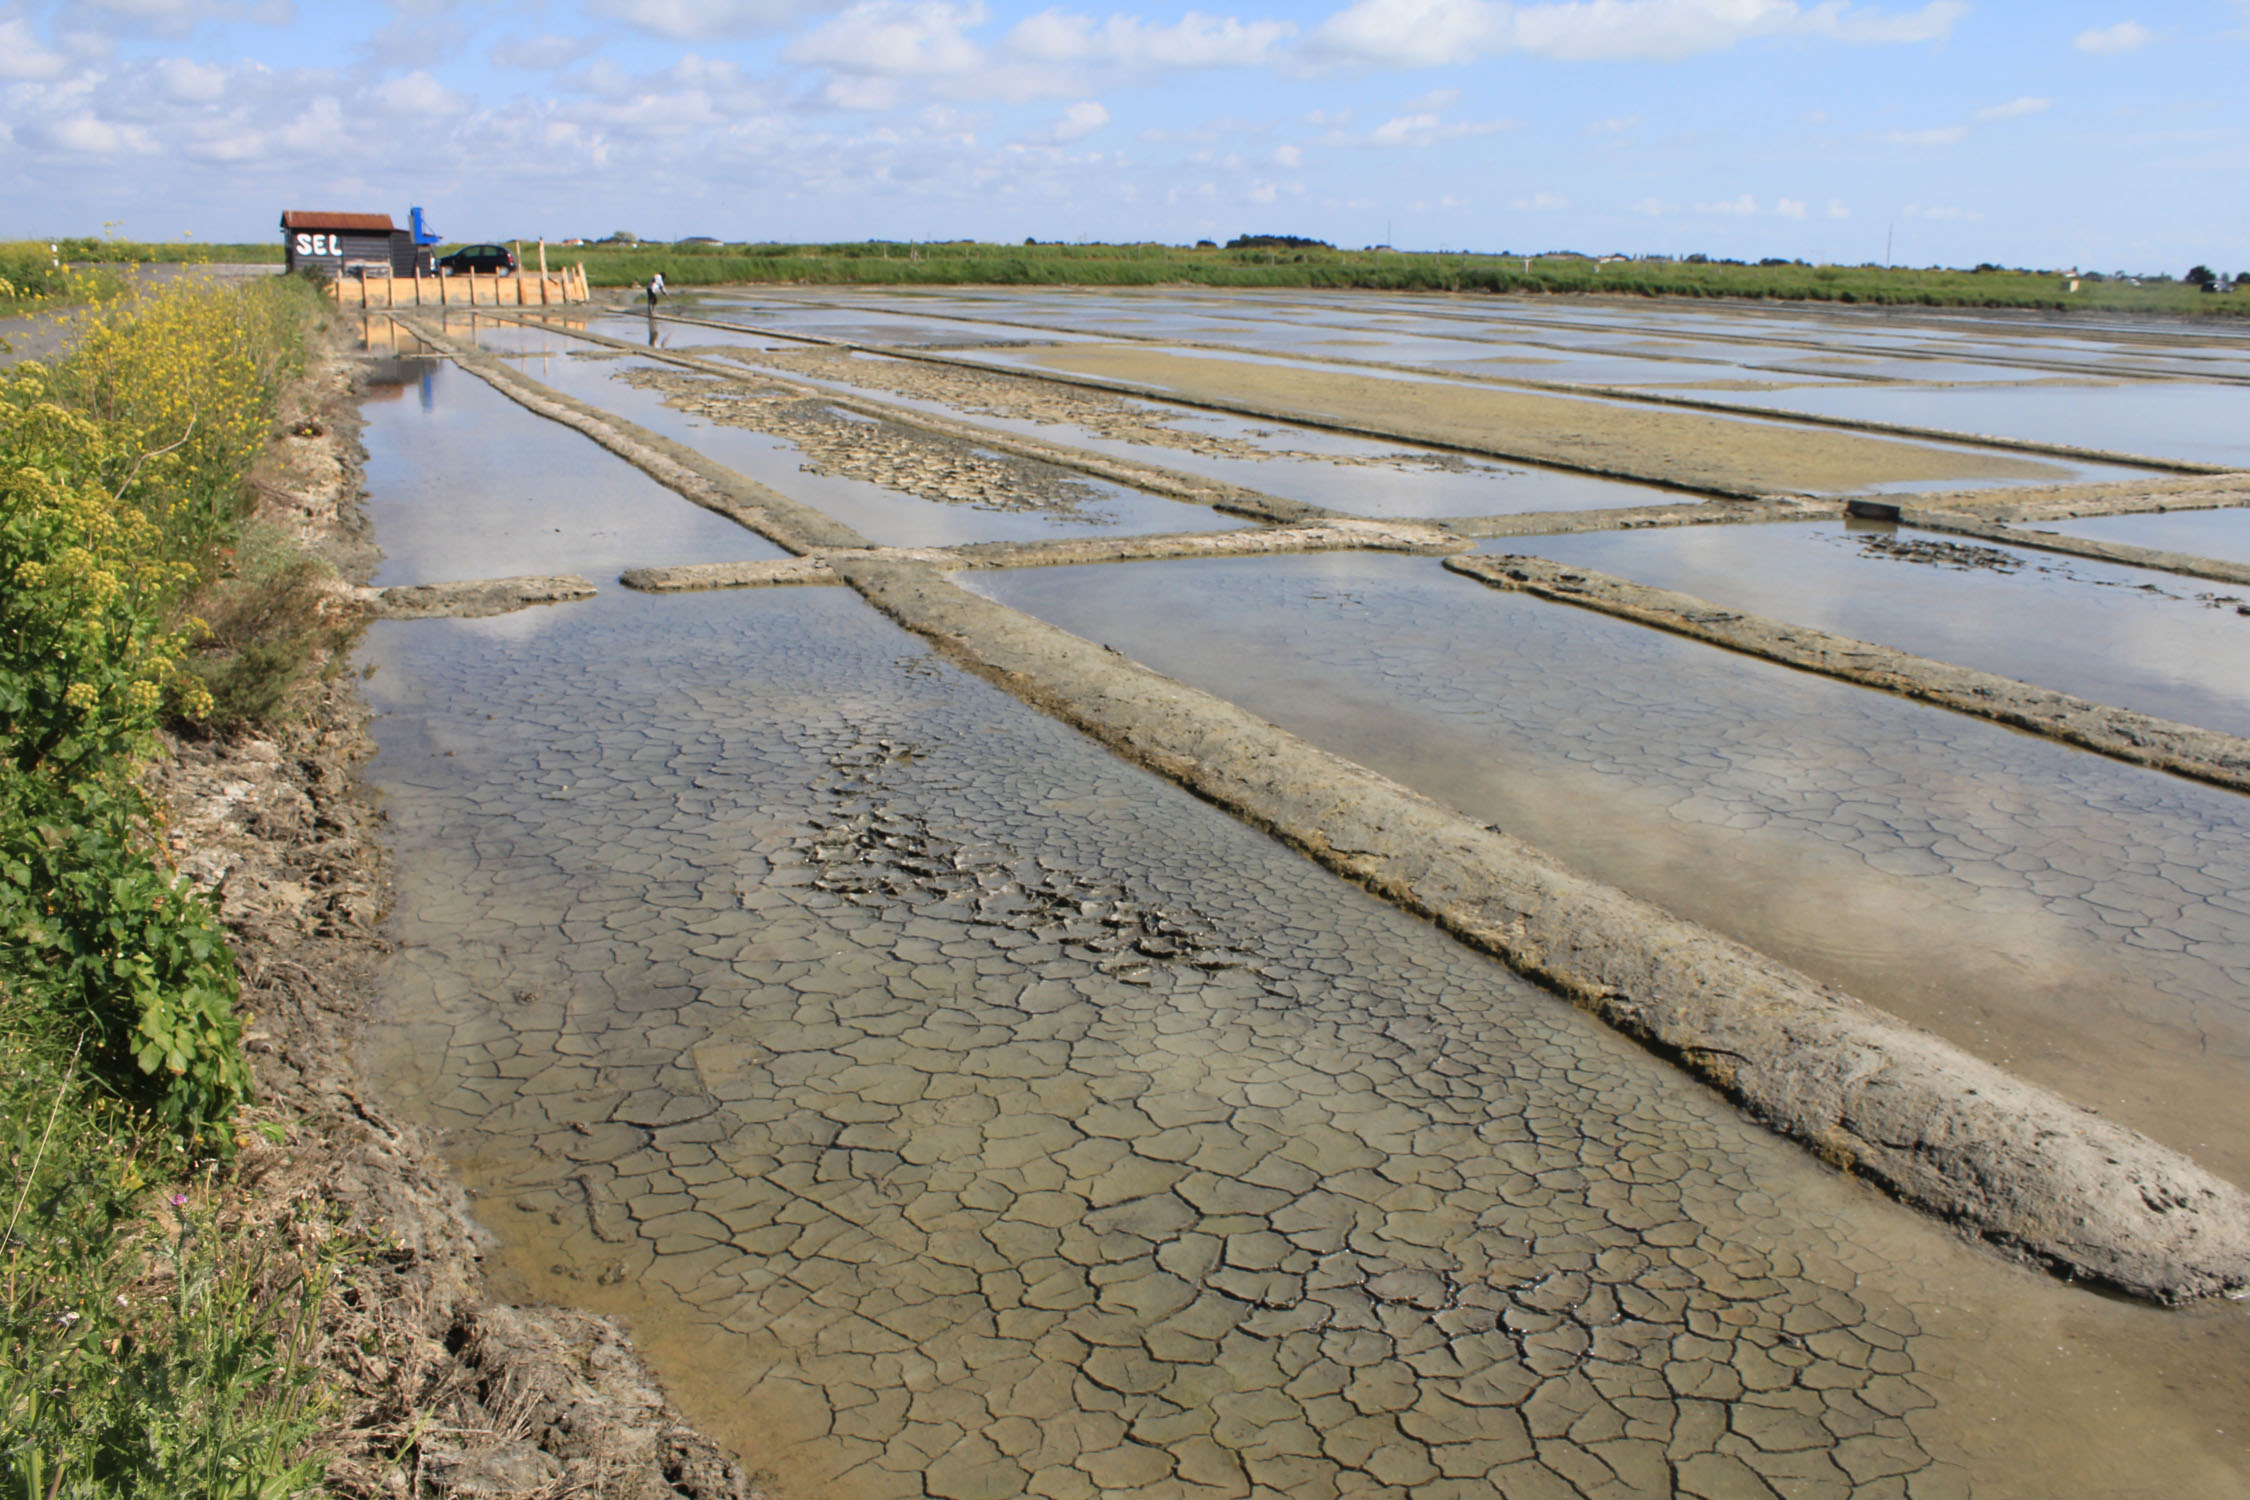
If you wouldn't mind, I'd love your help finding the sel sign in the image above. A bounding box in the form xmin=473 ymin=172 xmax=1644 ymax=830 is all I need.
xmin=294 ymin=232 xmax=340 ymax=255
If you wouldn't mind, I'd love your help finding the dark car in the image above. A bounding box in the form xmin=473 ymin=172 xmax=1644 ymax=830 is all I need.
xmin=437 ymin=243 xmax=516 ymax=275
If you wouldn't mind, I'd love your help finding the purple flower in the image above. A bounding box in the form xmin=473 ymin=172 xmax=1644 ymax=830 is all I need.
xmin=170 ymin=1194 xmax=188 ymax=1207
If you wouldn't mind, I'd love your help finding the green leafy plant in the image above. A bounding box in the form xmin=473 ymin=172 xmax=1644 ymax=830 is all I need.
xmin=0 ymin=1027 xmax=332 ymax=1500
xmin=1 ymin=273 xmax=322 ymax=1151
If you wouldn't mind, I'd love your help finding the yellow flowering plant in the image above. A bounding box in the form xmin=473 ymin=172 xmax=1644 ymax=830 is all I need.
xmin=0 ymin=273 xmax=317 ymax=1151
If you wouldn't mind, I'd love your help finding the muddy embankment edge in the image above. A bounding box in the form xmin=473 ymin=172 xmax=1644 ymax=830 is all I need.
xmin=832 ymin=554 xmax=2250 ymax=1305
xmin=1449 ymin=552 xmax=2250 ymax=796
xmin=488 ymin=311 xmax=1335 ymax=527
xmin=178 ymin=319 xmax=765 ymax=1496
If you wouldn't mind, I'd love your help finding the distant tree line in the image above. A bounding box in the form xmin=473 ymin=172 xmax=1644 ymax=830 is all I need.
xmin=1226 ymin=234 xmax=1334 ymax=251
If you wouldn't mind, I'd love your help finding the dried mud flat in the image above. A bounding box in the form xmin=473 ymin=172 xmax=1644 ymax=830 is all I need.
xmin=612 ymin=365 xmax=1114 ymax=519
xmin=1015 ymin=344 xmax=2070 ymax=496
xmin=313 ymin=292 xmax=2250 ymax=1499
xmin=157 ymin=321 xmax=763 ymax=1498
xmin=369 ymin=585 xmax=1973 ymax=1500
xmin=731 ymin=345 xmax=1506 ymax=477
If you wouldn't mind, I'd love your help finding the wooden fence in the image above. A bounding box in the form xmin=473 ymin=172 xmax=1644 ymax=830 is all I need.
xmin=329 ymin=264 xmax=590 ymax=308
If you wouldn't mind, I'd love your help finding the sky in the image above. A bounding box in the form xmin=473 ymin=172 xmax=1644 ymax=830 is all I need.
xmin=1 ymin=0 xmax=2244 ymax=272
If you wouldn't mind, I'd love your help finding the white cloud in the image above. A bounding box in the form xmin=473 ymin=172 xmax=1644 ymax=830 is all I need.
xmin=1696 ymin=191 xmax=1758 ymax=215
xmin=1905 ymin=202 xmax=1982 ymax=221
xmin=369 ymin=70 xmax=467 ymax=115
xmin=2074 ymin=20 xmax=2150 ymax=54
xmin=1249 ymin=179 xmax=1277 ymax=203
xmin=1036 ymin=98 xmax=1110 ymax=141
xmin=1138 ymin=113 xmax=1270 ymax=144
xmin=1511 ymin=190 xmax=1567 ymax=210
xmin=789 ymin=0 xmax=988 ymax=75
xmin=1826 ymin=197 xmax=1850 ymax=218
xmin=1335 ymin=110 xmax=1515 ymax=146
xmin=1274 ymin=143 xmax=1302 ymax=166
xmin=1879 ymin=94 xmax=2048 ymax=146
xmin=153 ymin=56 xmax=228 ymax=101
xmin=1634 ymin=194 xmax=1670 ymax=215
xmin=44 ymin=112 xmax=155 ymax=154
xmin=0 ymin=18 xmax=69 ymax=79
xmin=63 ymin=0 xmax=292 ymax=33
xmin=1975 ymin=96 xmax=2050 ymax=121
xmin=490 ymin=34 xmax=604 ymax=70
xmin=1586 ymin=113 xmax=1641 ymax=134
xmin=1775 ymin=196 xmax=1806 ymax=219
xmin=354 ymin=17 xmax=466 ymax=69
xmin=1306 ymin=0 xmax=1966 ymax=68
xmin=822 ymin=72 xmax=902 ymax=107
xmin=1880 ymin=123 xmax=1967 ymax=145
xmin=589 ymin=0 xmax=845 ymax=41
xmin=1006 ymin=9 xmax=1296 ymax=67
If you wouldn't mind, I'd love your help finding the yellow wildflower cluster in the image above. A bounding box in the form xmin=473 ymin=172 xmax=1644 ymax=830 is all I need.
xmin=0 ymin=277 xmax=303 ymax=777
xmin=1 ymin=270 xmax=314 ymax=1156
xmin=42 ymin=272 xmax=304 ymax=542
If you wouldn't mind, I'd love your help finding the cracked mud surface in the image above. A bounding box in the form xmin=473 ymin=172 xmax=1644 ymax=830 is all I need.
xmin=611 ymin=366 xmax=1115 ymax=521
xmin=738 ymin=347 xmax=1501 ymax=479
xmin=1854 ymin=535 xmax=2024 ymax=572
xmin=363 ymin=590 xmax=1984 ymax=1500
xmin=975 ymin=553 xmax=2250 ymax=1190
xmin=356 ymin=292 xmax=2250 ymax=1498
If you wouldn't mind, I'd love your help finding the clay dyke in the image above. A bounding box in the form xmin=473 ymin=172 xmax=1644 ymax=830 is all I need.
xmin=397 ymin=317 xmax=870 ymax=554
xmin=1444 ymin=496 xmax=1834 ymax=538
xmin=1448 ymin=551 xmax=2250 ymax=796
xmin=489 ymin=312 xmax=1332 ymax=525
xmin=830 ymin=553 xmax=2250 ymax=1305
xmin=669 ymin=314 xmax=2219 ymax=493
xmin=616 ymin=519 xmax=1465 ymax=594
xmin=1868 ymin=471 xmax=2250 ymax=522
xmin=373 ymin=573 xmax=598 ymax=619
xmin=1903 ymin=507 xmax=2250 ymax=589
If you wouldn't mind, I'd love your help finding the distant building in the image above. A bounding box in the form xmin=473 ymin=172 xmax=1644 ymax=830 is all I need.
xmin=280 ymin=210 xmax=425 ymax=276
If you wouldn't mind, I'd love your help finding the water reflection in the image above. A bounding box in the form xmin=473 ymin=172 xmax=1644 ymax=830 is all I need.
xmin=975 ymin=553 xmax=2250 ymax=1187
xmin=358 ymin=355 xmax=784 ymax=589
xmin=1492 ymin=521 xmax=2250 ymax=737
xmin=363 ymin=589 xmax=2250 ymax=1500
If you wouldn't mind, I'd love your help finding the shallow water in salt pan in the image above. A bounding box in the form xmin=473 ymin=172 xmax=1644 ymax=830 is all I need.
xmin=976 ymin=553 xmax=2250 ymax=1187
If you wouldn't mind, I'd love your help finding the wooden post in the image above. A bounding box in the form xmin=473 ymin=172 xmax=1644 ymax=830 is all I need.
xmin=539 ymin=239 xmax=549 ymax=278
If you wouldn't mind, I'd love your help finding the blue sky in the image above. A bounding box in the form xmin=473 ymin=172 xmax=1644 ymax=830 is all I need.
xmin=1 ymin=0 xmax=2243 ymax=272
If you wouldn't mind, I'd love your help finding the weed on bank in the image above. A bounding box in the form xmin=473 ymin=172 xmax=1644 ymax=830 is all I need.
xmin=3 ymin=272 xmax=346 ymax=1496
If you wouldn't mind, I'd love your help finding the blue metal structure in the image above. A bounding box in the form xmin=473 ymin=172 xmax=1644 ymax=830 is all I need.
xmin=410 ymin=207 xmax=441 ymax=247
